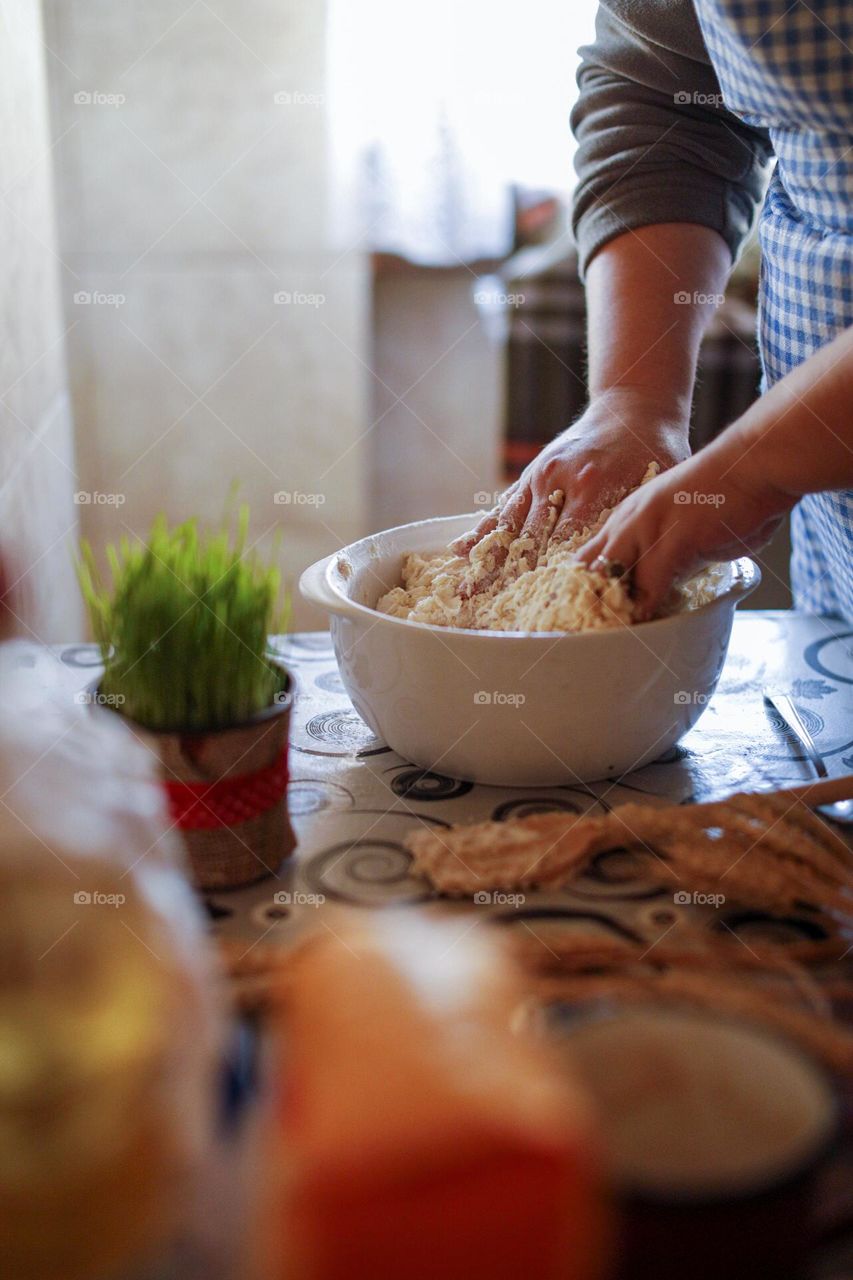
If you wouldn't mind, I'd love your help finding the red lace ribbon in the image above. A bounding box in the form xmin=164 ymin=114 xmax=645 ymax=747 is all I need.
xmin=164 ymin=748 xmax=289 ymax=830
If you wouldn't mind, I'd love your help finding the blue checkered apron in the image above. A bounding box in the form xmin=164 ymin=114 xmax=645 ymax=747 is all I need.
xmin=695 ymin=0 xmax=853 ymax=621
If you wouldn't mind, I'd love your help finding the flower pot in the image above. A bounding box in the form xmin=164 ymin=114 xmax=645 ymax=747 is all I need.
xmin=91 ymin=661 xmax=297 ymax=891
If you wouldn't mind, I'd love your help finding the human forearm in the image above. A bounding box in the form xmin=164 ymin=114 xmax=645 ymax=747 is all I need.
xmin=455 ymin=224 xmax=732 ymax=558
xmin=577 ymin=325 xmax=853 ymax=615
xmin=586 ymin=222 xmax=732 ymax=426
xmin=711 ymin=324 xmax=853 ymax=499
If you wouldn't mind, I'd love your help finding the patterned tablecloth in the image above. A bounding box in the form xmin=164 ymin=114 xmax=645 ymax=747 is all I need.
xmin=45 ymin=612 xmax=853 ymax=955
xmin=16 ymin=613 xmax=853 ymax=1277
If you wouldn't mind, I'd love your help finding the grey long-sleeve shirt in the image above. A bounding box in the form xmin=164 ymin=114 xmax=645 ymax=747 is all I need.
xmin=570 ymin=0 xmax=774 ymax=277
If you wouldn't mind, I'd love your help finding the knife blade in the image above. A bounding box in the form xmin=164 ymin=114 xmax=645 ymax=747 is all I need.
xmin=763 ymin=691 xmax=828 ymax=779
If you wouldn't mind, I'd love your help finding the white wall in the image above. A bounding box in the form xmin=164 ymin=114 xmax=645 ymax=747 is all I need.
xmin=371 ymin=267 xmax=502 ymax=529
xmin=42 ymin=0 xmax=369 ymax=629
xmin=0 ymin=1 xmax=81 ymax=642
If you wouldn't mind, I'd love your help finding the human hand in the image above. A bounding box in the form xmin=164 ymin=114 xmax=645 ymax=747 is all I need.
xmin=452 ymin=389 xmax=691 ymax=564
xmin=575 ymin=439 xmax=794 ymax=619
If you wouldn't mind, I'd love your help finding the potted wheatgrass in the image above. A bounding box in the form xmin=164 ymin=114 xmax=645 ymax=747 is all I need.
xmin=77 ymin=507 xmax=296 ymax=890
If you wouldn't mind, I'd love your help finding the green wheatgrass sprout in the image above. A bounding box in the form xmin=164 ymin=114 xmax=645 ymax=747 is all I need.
xmin=77 ymin=506 xmax=289 ymax=731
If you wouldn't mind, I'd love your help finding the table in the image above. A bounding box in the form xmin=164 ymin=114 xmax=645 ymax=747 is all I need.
xmin=46 ymin=611 xmax=853 ymax=943
xmin=32 ymin=612 xmax=853 ymax=1276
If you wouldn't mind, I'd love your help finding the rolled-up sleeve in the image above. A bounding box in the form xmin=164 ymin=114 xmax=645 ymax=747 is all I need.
xmin=571 ymin=0 xmax=773 ymax=277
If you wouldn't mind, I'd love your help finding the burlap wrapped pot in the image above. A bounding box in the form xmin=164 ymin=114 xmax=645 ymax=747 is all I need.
xmin=94 ymin=661 xmax=296 ymax=891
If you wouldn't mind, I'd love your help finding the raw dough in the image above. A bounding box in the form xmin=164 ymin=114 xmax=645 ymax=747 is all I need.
xmin=377 ymin=466 xmax=660 ymax=632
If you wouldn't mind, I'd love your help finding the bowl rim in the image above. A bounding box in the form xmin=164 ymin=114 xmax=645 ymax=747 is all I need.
xmin=302 ymin=512 xmax=762 ymax=643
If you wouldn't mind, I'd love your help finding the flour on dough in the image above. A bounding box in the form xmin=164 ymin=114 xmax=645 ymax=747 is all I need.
xmin=377 ymin=465 xmax=661 ymax=633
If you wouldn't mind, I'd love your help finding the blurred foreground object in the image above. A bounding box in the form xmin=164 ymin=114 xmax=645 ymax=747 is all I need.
xmin=0 ymin=664 xmax=223 ymax=1280
xmin=0 ymin=560 xmax=11 ymax=643
xmin=560 ymin=1007 xmax=836 ymax=1280
xmin=260 ymin=910 xmax=609 ymax=1280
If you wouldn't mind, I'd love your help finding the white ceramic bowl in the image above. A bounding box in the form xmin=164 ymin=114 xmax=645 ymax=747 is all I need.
xmin=299 ymin=515 xmax=760 ymax=786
